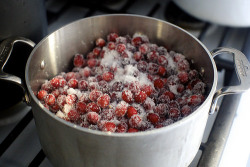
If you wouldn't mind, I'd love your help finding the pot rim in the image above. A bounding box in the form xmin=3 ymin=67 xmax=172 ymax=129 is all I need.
xmin=25 ymin=14 xmax=218 ymax=137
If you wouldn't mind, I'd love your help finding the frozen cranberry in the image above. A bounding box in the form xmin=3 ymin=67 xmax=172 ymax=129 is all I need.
xmin=132 ymin=36 xmax=143 ymax=47
xmin=133 ymin=51 xmax=143 ymax=61
xmin=116 ymin=122 xmax=128 ymax=133
xmin=148 ymin=63 xmax=159 ymax=75
xmin=44 ymin=94 xmax=56 ymax=106
xmin=134 ymin=91 xmax=147 ymax=104
xmin=178 ymin=71 xmax=189 ymax=83
xmin=101 ymin=122 xmax=116 ymax=132
xmin=65 ymin=72 xmax=76 ymax=81
xmin=154 ymin=103 xmax=168 ymax=116
xmin=101 ymin=108 xmax=115 ymax=120
xmin=76 ymin=101 xmax=87 ymax=114
xmin=79 ymin=93 xmax=90 ymax=103
xmin=154 ymin=79 xmax=164 ymax=89
xmin=68 ymin=78 xmax=78 ymax=88
xmin=68 ymin=109 xmax=80 ymax=121
xmin=87 ymin=102 xmax=100 ymax=113
xmin=102 ymin=72 xmax=114 ymax=82
xmin=147 ymin=113 xmax=160 ymax=125
xmin=112 ymin=81 xmax=124 ymax=91
xmin=97 ymin=94 xmax=110 ymax=108
xmin=37 ymin=90 xmax=47 ymax=100
xmin=127 ymin=106 xmax=138 ymax=118
xmin=96 ymin=38 xmax=106 ymax=47
xmin=177 ymin=59 xmax=190 ymax=71
xmin=51 ymin=89 xmax=60 ymax=98
xmin=98 ymin=80 xmax=109 ymax=93
xmin=127 ymin=128 xmax=139 ymax=133
xmin=129 ymin=115 xmax=142 ymax=128
xmin=147 ymin=51 xmax=159 ymax=63
xmin=158 ymin=66 xmax=166 ymax=76
xmin=89 ymin=90 xmax=103 ymax=102
xmin=50 ymin=103 xmax=60 ymax=113
xmin=168 ymin=108 xmax=181 ymax=119
xmin=181 ymin=105 xmax=192 ymax=116
xmin=87 ymin=52 xmax=95 ymax=59
xmin=50 ymin=77 xmax=60 ymax=88
xmin=158 ymin=94 xmax=170 ymax=104
xmin=66 ymin=94 xmax=77 ymax=105
xmin=140 ymin=84 xmax=153 ymax=96
xmin=116 ymin=43 xmax=126 ymax=53
xmin=107 ymin=33 xmax=118 ymax=42
xmin=59 ymin=78 xmax=67 ymax=87
xmin=163 ymin=91 xmax=175 ymax=100
xmin=188 ymin=95 xmax=204 ymax=107
xmin=107 ymin=42 xmax=116 ymax=50
xmin=139 ymin=43 xmax=149 ymax=55
xmin=93 ymin=47 xmax=101 ymax=57
xmin=158 ymin=55 xmax=168 ymax=66
xmin=57 ymin=94 xmax=66 ymax=108
xmin=73 ymin=54 xmax=84 ymax=67
xmin=78 ymin=80 xmax=88 ymax=91
xmin=192 ymin=81 xmax=206 ymax=94
xmin=100 ymin=50 xmax=105 ymax=58
xmin=122 ymin=90 xmax=134 ymax=103
xmin=167 ymin=75 xmax=179 ymax=86
xmin=143 ymin=98 xmax=155 ymax=111
xmin=176 ymin=97 xmax=188 ymax=107
xmin=128 ymin=81 xmax=140 ymax=94
xmin=177 ymin=84 xmax=185 ymax=93
xmin=88 ymin=59 xmax=98 ymax=68
xmin=168 ymin=101 xmax=180 ymax=109
xmin=87 ymin=112 xmax=100 ymax=124
xmin=115 ymin=101 xmax=128 ymax=117
xmin=157 ymin=46 xmax=167 ymax=55
xmin=137 ymin=61 xmax=148 ymax=72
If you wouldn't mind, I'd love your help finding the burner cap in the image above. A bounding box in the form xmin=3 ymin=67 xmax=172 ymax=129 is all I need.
xmin=165 ymin=2 xmax=206 ymax=30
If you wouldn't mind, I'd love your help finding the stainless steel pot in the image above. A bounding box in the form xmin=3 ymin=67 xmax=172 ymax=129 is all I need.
xmin=1 ymin=14 xmax=250 ymax=167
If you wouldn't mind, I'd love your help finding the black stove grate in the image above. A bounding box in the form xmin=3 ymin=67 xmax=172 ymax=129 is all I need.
xmin=0 ymin=0 xmax=249 ymax=166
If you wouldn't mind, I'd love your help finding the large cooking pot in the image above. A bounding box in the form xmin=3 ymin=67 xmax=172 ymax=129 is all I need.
xmin=1 ymin=14 xmax=250 ymax=167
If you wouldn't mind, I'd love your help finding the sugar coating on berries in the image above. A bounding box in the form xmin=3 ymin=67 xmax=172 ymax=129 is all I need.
xmin=37 ymin=32 xmax=206 ymax=133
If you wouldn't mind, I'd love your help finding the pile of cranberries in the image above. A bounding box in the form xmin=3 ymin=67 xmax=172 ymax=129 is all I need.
xmin=36 ymin=32 xmax=206 ymax=133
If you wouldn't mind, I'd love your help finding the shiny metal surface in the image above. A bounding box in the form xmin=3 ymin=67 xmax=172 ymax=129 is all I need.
xmin=0 ymin=37 xmax=35 ymax=104
xmin=209 ymin=47 xmax=250 ymax=114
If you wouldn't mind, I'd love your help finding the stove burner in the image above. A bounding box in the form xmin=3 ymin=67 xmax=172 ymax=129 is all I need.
xmin=165 ymin=2 xmax=206 ymax=30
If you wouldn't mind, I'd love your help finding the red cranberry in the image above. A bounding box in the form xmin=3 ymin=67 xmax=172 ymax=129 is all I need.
xmin=50 ymin=104 xmax=60 ymax=113
xmin=107 ymin=33 xmax=118 ymax=42
xmin=116 ymin=122 xmax=128 ymax=133
xmin=168 ymin=100 xmax=180 ymax=109
xmin=115 ymin=101 xmax=128 ymax=117
xmin=122 ymin=90 xmax=134 ymax=103
xmin=50 ymin=77 xmax=60 ymax=88
xmin=178 ymin=71 xmax=189 ymax=83
xmin=100 ymin=50 xmax=105 ymax=58
xmin=134 ymin=91 xmax=147 ymax=104
xmin=177 ymin=59 xmax=190 ymax=71
xmin=78 ymin=80 xmax=88 ymax=91
xmin=127 ymin=128 xmax=139 ymax=133
xmin=127 ymin=106 xmax=138 ymax=118
xmin=143 ymin=98 xmax=155 ymax=111
xmin=97 ymin=94 xmax=110 ymax=108
xmin=44 ymin=94 xmax=56 ymax=106
xmin=137 ymin=61 xmax=148 ymax=72
xmin=89 ymin=89 xmax=103 ymax=102
xmin=37 ymin=90 xmax=47 ymax=100
xmin=158 ymin=55 xmax=168 ymax=66
xmin=181 ymin=105 xmax=192 ymax=116
xmin=68 ymin=109 xmax=80 ymax=121
xmin=129 ymin=115 xmax=142 ymax=128
xmin=65 ymin=72 xmax=76 ymax=81
xmin=57 ymin=94 xmax=66 ymax=108
xmin=96 ymin=38 xmax=106 ymax=47
xmin=139 ymin=43 xmax=149 ymax=55
xmin=163 ymin=91 xmax=175 ymax=100
xmin=158 ymin=66 xmax=166 ymax=76
xmin=87 ymin=59 xmax=98 ymax=68
xmin=112 ymin=81 xmax=124 ymax=91
xmin=148 ymin=63 xmax=159 ymax=75
xmin=79 ymin=93 xmax=90 ymax=103
xmin=132 ymin=36 xmax=143 ymax=47
xmin=168 ymin=108 xmax=181 ymax=119
xmin=76 ymin=101 xmax=87 ymax=114
xmin=188 ymin=70 xmax=199 ymax=80
xmin=101 ymin=108 xmax=115 ymax=120
xmin=154 ymin=79 xmax=164 ymax=89
xmin=93 ymin=47 xmax=101 ymax=57
xmin=87 ymin=112 xmax=100 ymax=124
xmin=188 ymin=95 xmax=204 ymax=107
xmin=154 ymin=103 xmax=168 ymax=116
xmin=128 ymin=81 xmax=140 ymax=94
xmin=59 ymin=78 xmax=67 ymax=87
xmin=68 ymin=78 xmax=78 ymax=88
xmin=102 ymin=72 xmax=114 ymax=82
xmin=66 ymin=94 xmax=77 ymax=105
xmin=147 ymin=113 xmax=160 ymax=125
xmin=140 ymin=84 xmax=153 ymax=96
xmin=147 ymin=51 xmax=159 ymax=63
xmin=157 ymin=46 xmax=167 ymax=55
xmin=158 ymin=94 xmax=170 ymax=104
xmin=177 ymin=84 xmax=185 ymax=93
xmin=87 ymin=52 xmax=96 ymax=59
xmin=107 ymin=42 xmax=116 ymax=50
xmin=133 ymin=51 xmax=143 ymax=61
xmin=87 ymin=102 xmax=100 ymax=113
xmin=101 ymin=122 xmax=116 ymax=132
xmin=73 ymin=54 xmax=85 ymax=67
xmin=116 ymin=43 xmax=126 ymax=53
xmin=51 ymin=89 xmax=60 ymax=98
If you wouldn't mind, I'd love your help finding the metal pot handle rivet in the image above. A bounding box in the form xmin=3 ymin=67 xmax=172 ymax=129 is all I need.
xmin=209 ymin=47 xmax=250 ymax=114
xmin=0 ymin=37 xmax=35 ymax=105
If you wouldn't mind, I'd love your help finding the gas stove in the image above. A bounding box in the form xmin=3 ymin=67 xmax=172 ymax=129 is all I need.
xmin=0 ymin=0 xmax=250 ymax=166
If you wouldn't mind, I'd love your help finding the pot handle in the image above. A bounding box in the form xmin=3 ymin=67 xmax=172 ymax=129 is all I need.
xmin=0 ymin=37 xmax=35 ymax=105
xmin=209 ymin=47 xmax=250 ymax=114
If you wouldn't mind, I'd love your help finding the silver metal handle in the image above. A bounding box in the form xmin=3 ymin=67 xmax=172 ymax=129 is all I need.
xmin=209 ymin=47 xmax=250 ymax=114
xmin=0 ymin=37 xmax=35 ymax=104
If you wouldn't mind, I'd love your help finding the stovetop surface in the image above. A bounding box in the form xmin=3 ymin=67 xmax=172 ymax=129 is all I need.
xmin=1 ymin=0 xmax=250 ymax=166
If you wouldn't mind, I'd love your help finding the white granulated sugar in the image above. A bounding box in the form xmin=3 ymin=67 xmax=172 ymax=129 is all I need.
xmin=67 ymin=88 xmax=77 ymax=95
xmin=56 ymin=110 xmax=65 ymax=118
xmin=63 ymin=104 xmax=72 ymax=114
xmin=101 ymin=49 xmax=120 ymax=67
xmin=123 ymin=75 xmax=138 ymax=83
xmin=166 ymin=53 xmax=176 ymax=69
xmin=168 ymin=84 xmax=178 ymax=95
xmin=124 ymin=64 xmax=138 ymax=76
xmin=138 ymin=73 xmax=153 ymax=87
